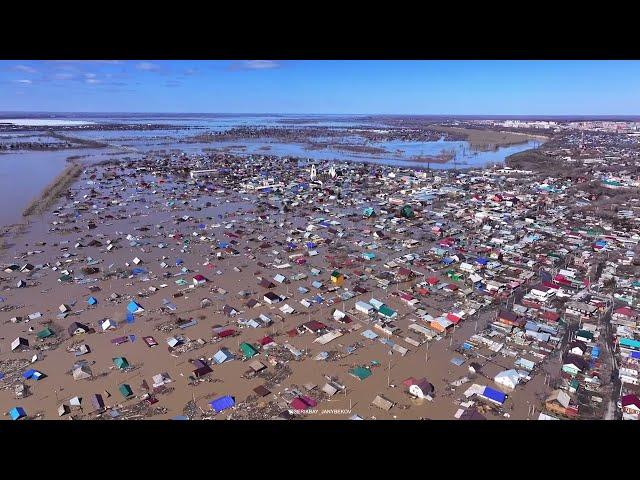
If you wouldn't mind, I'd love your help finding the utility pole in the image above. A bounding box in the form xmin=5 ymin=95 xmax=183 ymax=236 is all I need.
xmin=387 ymin=359 xmax=391 ymax=387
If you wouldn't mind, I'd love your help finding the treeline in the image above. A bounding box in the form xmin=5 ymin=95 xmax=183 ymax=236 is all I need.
xmin=47 ymin=130 xmax=108 ymax=148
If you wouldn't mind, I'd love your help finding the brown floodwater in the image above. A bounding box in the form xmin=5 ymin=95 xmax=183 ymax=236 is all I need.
xmin=0 ymin=155 xmax=556 ymax=421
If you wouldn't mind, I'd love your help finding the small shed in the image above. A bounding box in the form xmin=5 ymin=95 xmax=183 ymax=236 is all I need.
xmin=118 ymin=384 xmax=133 ymax=398
xmin=9 ymin=407 xmax=26 ymax=420
xmin=113 ymin=357 xmax=130 ymax=370
xmin=372 ymin=395 xmax=394 ymax=411
xmin=90 ymin=393 xmax=105 ymax=410
xmin=240 ymin=342 xmax=258 ymax=358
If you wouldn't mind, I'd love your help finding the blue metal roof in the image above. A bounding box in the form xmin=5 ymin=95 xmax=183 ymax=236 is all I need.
xmin=9 ymin=407 xmax=26 ymax=420
xmin=525 ymin=321 xmax=539 ymax=332
xmin=210 ymin=395 xmax=235 ymax=413
xmin=482 ymin=386 xmax=506 ymax=404
xmin=127 ymin=301 xmax=143 ymax=313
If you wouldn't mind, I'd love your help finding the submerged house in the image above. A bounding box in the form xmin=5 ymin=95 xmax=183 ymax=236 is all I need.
xmin=11 ymin=337 xmax=29 ymax=352
xmin=67 ymin=322 xmax=89 ymax=337
xmin=210 ymin=395 xmax=235 ymax=413
xmin=408 ymin=378 xmax=434 ymax=399
xmin=90 ymin=393 xmax=105 ymax=411
xmin=240 ymin=342 xmax=258 ymax=358
xmin=113 ymin=357 xmax=130 ymax=370
xmin=127 ymin=300 xmax=145 ymax=314
xmin=494 ymin=369 xmax=521 ymax=390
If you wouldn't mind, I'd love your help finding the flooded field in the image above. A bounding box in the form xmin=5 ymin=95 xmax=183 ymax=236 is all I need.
xmin=0 ymin=148 xmax=135 ymax=226
xmin=0 ymin=150 xmax=74 ymax=226
xmin=0 ymin=115 xmax=543 ymax=229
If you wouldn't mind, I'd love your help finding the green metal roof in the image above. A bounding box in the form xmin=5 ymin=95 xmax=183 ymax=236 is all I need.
xmin=576 ymin=330 xmax=594 ymax=339
xmin=113 ymin=357 xmax=130 ymax=369
xmin=378 ymin=305 xmax=396 ymax=318
xmin=119 ymin=384 xmax=133 ymax=398
xmin=240 ymin=342 xmax=258 ymax=358
xmin=349 ymin=366 xmax=372 ymax=380
xmin=36 ymin=327 xmax=54 ymax=339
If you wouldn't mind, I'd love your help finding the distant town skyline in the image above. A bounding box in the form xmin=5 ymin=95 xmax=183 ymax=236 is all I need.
xmin=1 ymin=60 xmax=639 ymax=115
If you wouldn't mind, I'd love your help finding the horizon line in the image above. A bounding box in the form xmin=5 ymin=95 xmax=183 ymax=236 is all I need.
xmin=1 ymin=111 xmax=640 ymax=119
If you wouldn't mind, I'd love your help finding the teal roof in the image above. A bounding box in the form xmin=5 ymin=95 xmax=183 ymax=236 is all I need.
xmin=620 ymin=338 xmax=640 ymax=350
xmin=240 ymin=342 xmax=258 ymax=358
xmin=576 ymin=329 xmax=594 ymax=339
xmin=378 ymin=305 xmax=396 ymax=318
xmin=119 ymin=384 xmax=133 ymax=397
xmin=603 ymin=179 xmax=622 ymax=186
xmin=113 ymin=357 xmax=130 ymax=369
xmin=349 ymin=367 xmax=372 ymax=380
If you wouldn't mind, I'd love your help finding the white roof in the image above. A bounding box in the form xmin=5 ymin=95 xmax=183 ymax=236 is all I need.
xmin=355 ymin=301 xmax=373 ymax=311
xmin=494 ymin=369 xmax=520 ymax=387
xmin=369 ymin=298 xmax=384 ymax=310
xmin=313 ymin=330 xmax=343 ymax=345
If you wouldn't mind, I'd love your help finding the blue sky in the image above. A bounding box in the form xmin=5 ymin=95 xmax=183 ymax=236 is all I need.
xmin=1 ymin=60 xmax=639 ymax=115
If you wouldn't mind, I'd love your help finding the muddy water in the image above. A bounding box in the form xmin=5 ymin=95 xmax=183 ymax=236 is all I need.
xmin=0 ymin=150 xmax=72 ymax=226
xmin=0 ymin=148 xmax=141 ymax=227
xmin=0 ymin=160 xmax=557 ymax=421
xmin=0 ymin=116 xmax=541 ymax=230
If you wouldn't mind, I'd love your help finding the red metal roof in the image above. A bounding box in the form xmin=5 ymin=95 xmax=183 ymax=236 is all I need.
xmin=615 ymin=307 xmax=635 ymax=317
xmin=217 ymin=329 xmax=236 ymax=338
xmin=622 ymin=394 xmax=640 ymax=409
xmin=447 ymin=313 xmax=461 ymax=324
xmin=290 ymin=398 xmax=309 ymax=410
xmin=403 ymin=377 xmax=418 ymax=387
xmin=304 ymin=320 xmax=326 ymax=332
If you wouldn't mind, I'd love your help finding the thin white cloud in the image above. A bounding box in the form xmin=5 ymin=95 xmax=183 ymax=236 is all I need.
xmin=242 ymin=60 xmax=281 ymax=70
xmin=85 ymin=73 xmax=97 ymax=79
xmin=13 ymin=64 xmax=37 ymax=74
xmin=14 ymin=79 xmax=32 ymax=85
xmin=136 ymin=61 xmax=161 ymax=72
xmin=49 ymin=60 xmax=122 ymax=64
xmin=54 ymin=72 xmax=75 ymax=80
